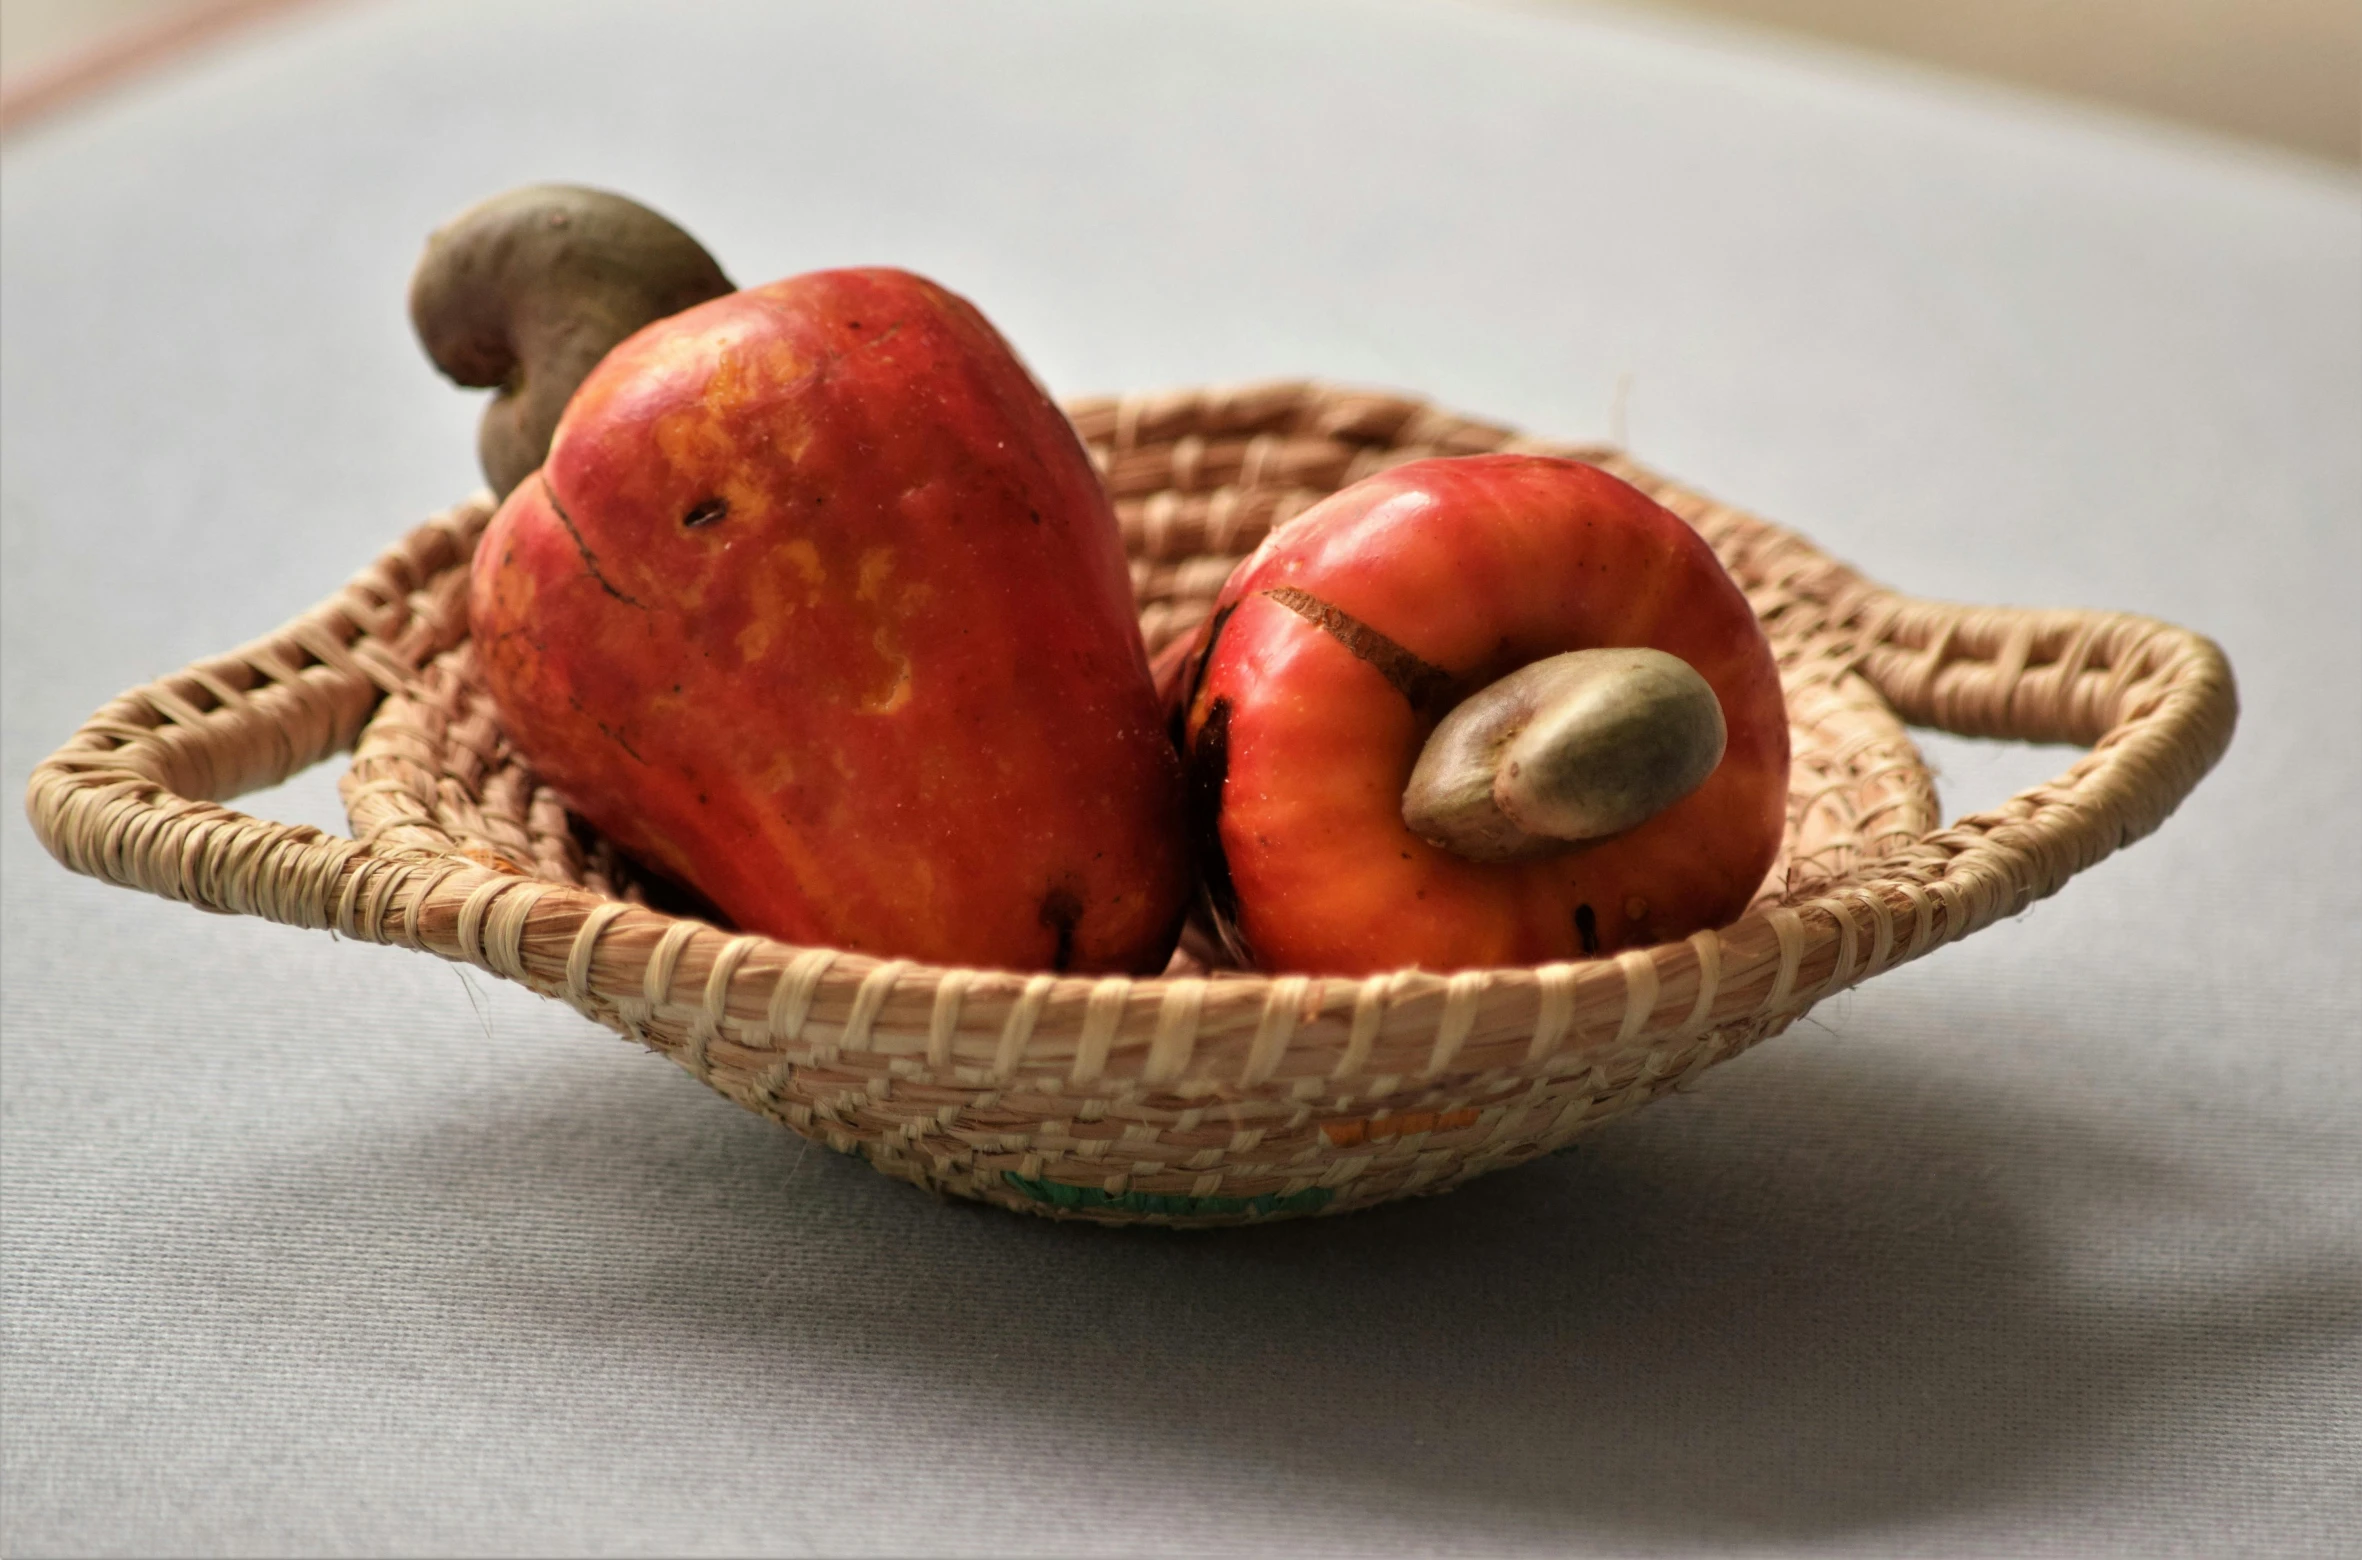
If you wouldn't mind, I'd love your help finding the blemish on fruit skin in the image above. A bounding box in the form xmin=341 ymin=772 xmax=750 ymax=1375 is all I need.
xmin=736 ymin=542 xmax=825 ymax=663
xmin=1039 ymin=885 xmax=1084 ymax=972
xmin=1575 ymin=903 xmax=1600 ymax=955
xmin=850 ymin=546 xmax=915 ymax=713
xmin=756 ymin=749 xmax=798 ymax=795
xmin=786 ymin=539 xmax=826 ymax=595
xmin=863 ymin=646 xmax=914 ymax=714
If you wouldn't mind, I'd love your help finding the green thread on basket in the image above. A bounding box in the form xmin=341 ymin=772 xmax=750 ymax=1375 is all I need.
xmin=1002 ymin=1173 xmax=1333 ymax=1219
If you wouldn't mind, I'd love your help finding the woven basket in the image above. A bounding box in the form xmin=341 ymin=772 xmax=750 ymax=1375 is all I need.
xmin=26 ymin=382 xmax=2236 ymax=1226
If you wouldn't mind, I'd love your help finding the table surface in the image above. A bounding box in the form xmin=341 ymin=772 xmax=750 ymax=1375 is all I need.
xmin=4 ymin=1 xmax=2356 ymax=1555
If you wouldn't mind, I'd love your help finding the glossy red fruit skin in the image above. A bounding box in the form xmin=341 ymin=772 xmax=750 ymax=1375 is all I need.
xmin=1167 ymin=455 xmax=1788 ymax=975
xmin=470 ymin=268 xmax=1188 ymax=973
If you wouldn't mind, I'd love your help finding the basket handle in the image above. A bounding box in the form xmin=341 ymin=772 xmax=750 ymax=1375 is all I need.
xmin=1836 ymin=587 xmax=2236 ymax=926
xmin=22 ymin=499 xmax=514 ymax=931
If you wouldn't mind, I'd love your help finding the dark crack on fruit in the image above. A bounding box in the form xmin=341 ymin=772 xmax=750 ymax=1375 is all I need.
xmin=1263 ymin=585 xmax=1455 ymax=717
xmin=1187 ymin=601 xmax=1238 ymax=715
xmin=1185 ymin=695 xmax=1242 ymax=949
xmin=543 ymin=477 xmax=647 ymax=609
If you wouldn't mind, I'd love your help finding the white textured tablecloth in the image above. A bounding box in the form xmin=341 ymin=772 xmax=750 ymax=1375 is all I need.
xmin=4 ymin=2 xmax=2356 ymax=1554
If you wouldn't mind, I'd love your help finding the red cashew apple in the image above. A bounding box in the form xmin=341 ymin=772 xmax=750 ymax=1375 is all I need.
xmin=449 ymin=253 xmax=1189 ymax=971
xmin=1163 ymin=455 xmax=1789 ymax=974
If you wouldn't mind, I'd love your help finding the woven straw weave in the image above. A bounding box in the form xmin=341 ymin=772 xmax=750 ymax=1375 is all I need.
xmin=26 ymin=383 xmax=2236 ymax=1226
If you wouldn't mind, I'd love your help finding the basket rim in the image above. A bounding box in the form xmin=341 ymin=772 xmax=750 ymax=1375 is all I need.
xmin=22 ymin=379 xmax=2238 ymax=1101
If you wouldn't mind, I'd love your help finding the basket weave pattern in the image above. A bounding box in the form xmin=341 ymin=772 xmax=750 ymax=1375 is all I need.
xmin=26 ymin=383 xmax=2236 ymax=1225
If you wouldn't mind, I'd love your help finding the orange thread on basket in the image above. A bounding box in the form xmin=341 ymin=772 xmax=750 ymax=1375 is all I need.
xmin=1320 ymin=1107 xmax=1480 ymax=1148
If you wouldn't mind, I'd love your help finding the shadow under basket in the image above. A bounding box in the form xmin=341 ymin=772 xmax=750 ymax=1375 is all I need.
xmin=25 ymin=382 xmax=2237 ymax=1227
